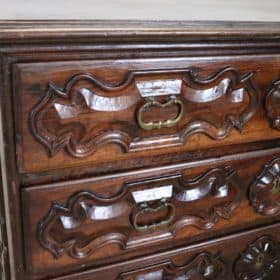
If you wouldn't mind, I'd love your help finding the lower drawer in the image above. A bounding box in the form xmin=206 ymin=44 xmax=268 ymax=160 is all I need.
xmin=56 ymin=221 xmax=280 ymax=280
xmin=22 ymin=148 xmax=280 ymax=278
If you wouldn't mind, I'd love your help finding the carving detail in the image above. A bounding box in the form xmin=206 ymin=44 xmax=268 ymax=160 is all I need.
xmin=30 ymin=67 xmax=259 ymax=158
xmin=249 ymin=157 xmax=280 ymax=215
xmin=234 ymin=236 xmax=280 ymax=279
xmin=38 ymin=167 xmax=242 ymax=260
xmin=118 ymin=252 xmax=228 ymax=279
xmin=266 ymin=79 xmax=280 ymax=129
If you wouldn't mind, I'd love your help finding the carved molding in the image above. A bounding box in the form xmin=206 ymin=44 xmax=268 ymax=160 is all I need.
xmin=119 ymin=236 xmax=280 ymax=279
xmin=249 ymin=157 xmax=280 ymax=215
xmin=234 ymin=236 xmax=280 ymax=280
xmin=265 ymin=79 xmax=280 ymax=129
xmin=38 ymin=167 xmax=242 ymax=259
xmin=30 ymin=66 xmax=259 ymax=158
xmin=118 ymin=252 xmax=228 ymax=280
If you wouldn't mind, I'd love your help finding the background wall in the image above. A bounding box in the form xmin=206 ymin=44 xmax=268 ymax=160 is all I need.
xmin=1 ymin=0 xmax=280 ymax=21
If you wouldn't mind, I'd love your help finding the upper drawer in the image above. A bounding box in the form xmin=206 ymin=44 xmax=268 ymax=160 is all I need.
xmin=13 ymin=56 xmax=280 ymax=173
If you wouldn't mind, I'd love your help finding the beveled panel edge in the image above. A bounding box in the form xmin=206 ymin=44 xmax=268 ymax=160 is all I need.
xmin=0 ymin=21 xmax=280 ymax=43
xmin=21 ymin=146 xmax=280 ymax=191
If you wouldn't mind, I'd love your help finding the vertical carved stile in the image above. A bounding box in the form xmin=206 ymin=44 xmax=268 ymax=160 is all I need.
xmin=0 ymin=169 xmax=8 ymax=280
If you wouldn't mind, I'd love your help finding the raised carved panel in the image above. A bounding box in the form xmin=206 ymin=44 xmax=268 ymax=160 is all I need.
xmin=119 ymin=236 xmax=280 ymax=280
xmin=266 ymin=79 xmax=280 ymax=129
xmin=249 ymin=158 xmax=280 ymax=215
xmin=234 ymin=236 xmax=280 ymax=279
xmin=30 ymin=66 xmax=259 ymax=158
xmin=118 ymin=252 xmax=228 ymax=280
xmin=38 ymin=167 xmax=242 ymax=259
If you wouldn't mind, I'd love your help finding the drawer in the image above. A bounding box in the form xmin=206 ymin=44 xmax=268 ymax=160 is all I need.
xmin=56 ymin=222 xmax=280 ymax=280
xmin=22 ymin=148 xmax=280 ymax=278
xmin=14 ymin=55 xmax=280 ymax=175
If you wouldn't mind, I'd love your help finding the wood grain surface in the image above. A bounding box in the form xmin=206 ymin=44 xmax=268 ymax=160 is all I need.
xmin=1 ymin=20 xmax=280 ymax=279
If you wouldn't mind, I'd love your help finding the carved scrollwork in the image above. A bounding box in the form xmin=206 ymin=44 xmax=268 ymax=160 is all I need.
xmin=118 ymin=252 xmax=228 ymax=280
xmin=38 ymin=167 xmax=242 ymax=260
xmin=249 ymin=157 xmax=280 ymax=215
xmin=30 ymin=66 xmax=259 ymax=158
xmin=234 ymin=236 xmax=280 ymax=279
xmin=265 ymin=79 xmax=280 ymax=129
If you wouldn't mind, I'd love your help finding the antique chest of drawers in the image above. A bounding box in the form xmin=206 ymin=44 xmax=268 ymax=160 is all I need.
xmin=1 ymin=21 xmax=280 ymax=279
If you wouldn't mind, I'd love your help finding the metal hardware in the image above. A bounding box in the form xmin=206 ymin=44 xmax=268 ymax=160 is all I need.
xmin=137 ymin=96 xmax=184 ymax=130
xmin=133 ymin=199 xmax=175 ymax=232
xmin=272 ymin=176 xmax=280 ymax=194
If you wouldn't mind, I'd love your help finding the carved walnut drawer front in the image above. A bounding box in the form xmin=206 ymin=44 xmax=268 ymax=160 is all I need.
xmin=54 ymin=222 xmax=280 ymax=280
xmin=14 ymin=56 xmax=280 ymax=177
xmin=22 ymin=148 xmax=280 ymax=278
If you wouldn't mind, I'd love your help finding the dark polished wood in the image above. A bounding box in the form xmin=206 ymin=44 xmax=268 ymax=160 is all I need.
xmin=21 ymin=149 xmax=280 ymax=278
xmin=25 ymin=66 xmax=258 ymax=161
xmin=0 ymin=167 xmax=9 ymax=280
xmin=1 ymin=21 xmax=280 ymax=279
xmin=119 ymin=251 xmax=229 ymax=280
xmin=266 ymin=79 xmax=280 ymax=129
xmin=16 ymin=62 xmax=265 ymax=174
xmin=0 ymin=21 xmax=280 ymax=43
xmin=250 ymin=157 xmax=280 ymax=215
xmin=55 ymin=222 xmax=280 ymax=280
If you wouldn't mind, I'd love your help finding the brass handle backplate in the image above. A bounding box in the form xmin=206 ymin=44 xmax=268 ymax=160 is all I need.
xmin=132 ymin=199 xmax=175 ymax=232
xmin=137 ymin=96 xmax=184 ymax=130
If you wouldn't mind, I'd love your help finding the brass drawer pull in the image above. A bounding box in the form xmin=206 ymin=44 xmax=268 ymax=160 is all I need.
xmin=133 ymin=199 xmax=175 ymax=232
xmin=137 ymin=96 xmax=184 ymax=130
